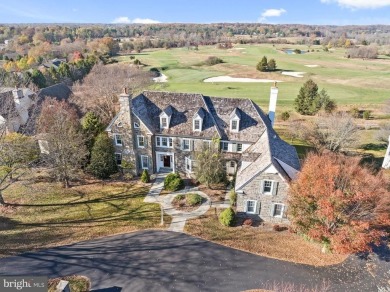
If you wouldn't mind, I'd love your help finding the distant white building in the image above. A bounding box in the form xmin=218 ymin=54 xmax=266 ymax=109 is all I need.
xmin=382 ymin=136 xmax=390 ymax=169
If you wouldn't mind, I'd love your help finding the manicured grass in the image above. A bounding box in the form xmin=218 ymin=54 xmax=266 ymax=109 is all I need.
xmin=185 ymin=210 xmax=347 ymax=266
xmin=116 ymin=44 xmax=390 ymax=111
xmin=0 ymin=171 xmax=170 ymax=257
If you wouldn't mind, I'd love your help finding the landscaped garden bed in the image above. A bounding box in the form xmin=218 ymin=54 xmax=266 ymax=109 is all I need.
xmin=172 ymin=193 xmax=205 ymax=212
xmin=185 ymin=209 xmax=348 ymax=266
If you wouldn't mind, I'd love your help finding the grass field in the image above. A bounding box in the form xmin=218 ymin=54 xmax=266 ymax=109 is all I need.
xmin=0 ymin=172 xmax=170 ymax=257
xmin=116 ymin=44 xmax=390 ymax=111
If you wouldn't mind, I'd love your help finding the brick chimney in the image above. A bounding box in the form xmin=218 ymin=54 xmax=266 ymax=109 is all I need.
xmin=268 ymin=82 xmax=278 ymax=127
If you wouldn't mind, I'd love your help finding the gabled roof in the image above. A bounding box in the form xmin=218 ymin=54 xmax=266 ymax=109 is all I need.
xmin=161 ymin=105 xmax=173 ymax=117
xmin=194 ymin=107 xmax=205 ymax=119
xmin=235 ymin=110 xmax=301 ymax=190
xmin=230 ymin=107 xmax=241 ymax=119
xmin=37 ymin=83 xmax=71 ymax=101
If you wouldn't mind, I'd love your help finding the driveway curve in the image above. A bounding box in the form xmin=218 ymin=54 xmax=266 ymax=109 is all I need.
xmin=0 ymin=230 xmax=382 ymax=292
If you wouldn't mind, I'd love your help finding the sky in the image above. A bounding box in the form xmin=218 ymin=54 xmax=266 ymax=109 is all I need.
xmin=0 ymin=0 xmax=390 ymax=25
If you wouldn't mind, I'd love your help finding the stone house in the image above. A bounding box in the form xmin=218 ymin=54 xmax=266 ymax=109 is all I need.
xmin=106 ymin=87 xmax=300 ymax=223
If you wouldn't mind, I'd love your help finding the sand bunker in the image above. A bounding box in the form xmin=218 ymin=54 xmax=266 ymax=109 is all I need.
xmin=232 ymin=48 xmax=246 ymax=50
xmin=204 ymin=76 xmax=283 ymax=83
xmin=305 ymin=65 xmax=319 ymax=68
xmin=153 ymin=73 xmax=168 ymax=83
xmin=281 ymin=72 xmax=305 ymax=78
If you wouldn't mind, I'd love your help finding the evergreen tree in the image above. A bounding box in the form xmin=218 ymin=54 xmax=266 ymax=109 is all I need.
xmin=88 ymin=133 xmax=117 ymax=179
xmin=267 ymin=58 xmax=277 ymax=71
xmin=294 ymin=79 xmax=319 ymax=115
xmin=141 ymin=169 xmax=150 ymax=183
xmin=256 ymin=56 xmax=268 ymax=72
xmin=82 ymin=112 xmax=104 ymax=152
xmin=31 ymin=69 xmax=46 ymax=88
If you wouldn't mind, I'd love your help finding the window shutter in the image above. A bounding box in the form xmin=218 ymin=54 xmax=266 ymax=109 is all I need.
xmin=139 ymin=156 xmax=142 ymax=169
xmin=272 ymin=181 xmax=278 ymax=196
xmin=256 ymin=201 xmax=261 ymax=214
xmin=232 ymin=143 xmax=237 ymax=152
xmin=283 ymin=205 xmax=287 ymax=218
xmin=260 ymin=180 xmax=264 ymax=194
xmin=244 ymin=200 xmax=248 ymax=212
xmin=270 ymin=204 xmax=275 ymax=216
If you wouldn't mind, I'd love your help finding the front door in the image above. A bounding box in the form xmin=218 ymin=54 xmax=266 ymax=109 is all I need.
xmin=163 ymin=155 xmax=171 ymax=168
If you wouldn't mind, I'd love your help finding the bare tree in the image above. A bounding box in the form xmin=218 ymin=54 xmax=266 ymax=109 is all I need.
xmin=286 ymin=119 xmax=309 ymax=143
xmin=306 ymin=112 xmax=359 ymax=152
xmin=37 ymin=98 xmax=88 ymax=188
xmin=71 ymin=63 xmax=152 ymax=125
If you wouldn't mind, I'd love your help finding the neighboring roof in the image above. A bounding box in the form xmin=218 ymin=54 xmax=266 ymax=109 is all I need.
xmin=38 ymin=83 xmax=72 ymax=101
xmin=0 ymin=90 xmax=16 ymax=119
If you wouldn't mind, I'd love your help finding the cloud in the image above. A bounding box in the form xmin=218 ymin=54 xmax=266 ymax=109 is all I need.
xmin=112 ymin=16 xmax=160 ymax=24
xmin=320 ymin=0 xmax=390 ymax=9
xmin=259 ymin=8 xmax=286 ymax=22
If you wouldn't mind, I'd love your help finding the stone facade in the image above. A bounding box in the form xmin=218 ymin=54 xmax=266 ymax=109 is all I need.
xmin=106 ymin=90 xmax=300 ymax=222
xmin=237 ymin=169 xmax=289 ymax=223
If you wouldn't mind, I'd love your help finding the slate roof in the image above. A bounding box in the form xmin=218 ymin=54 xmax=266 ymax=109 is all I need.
xmin=235 ymin=106 xmax=301 ymax=190
xmin=131 ymin=91 xmax=267 ymax=141
xmin=37 ymin=83 xmax=72 ymax=101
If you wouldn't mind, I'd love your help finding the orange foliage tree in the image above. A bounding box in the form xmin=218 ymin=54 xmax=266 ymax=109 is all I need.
xmin=288 ymin=152 xmax=390 ymax=253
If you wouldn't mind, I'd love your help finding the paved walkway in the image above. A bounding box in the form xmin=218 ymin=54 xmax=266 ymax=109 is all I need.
xmin=144 ymin=175 xmax=211 ymax=232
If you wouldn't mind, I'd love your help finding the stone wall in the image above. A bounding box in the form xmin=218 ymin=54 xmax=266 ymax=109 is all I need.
xmin=237 ymin=172 xmax=289 ymax=224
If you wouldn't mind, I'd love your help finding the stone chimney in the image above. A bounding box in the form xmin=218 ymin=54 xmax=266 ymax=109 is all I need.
xmin=268 ymin=82 xmax=278 ymax=127
xmin=12 ymin=88 xmax=23 ymax=100
xmin=119 ymin=87 xmax=131 ymax=113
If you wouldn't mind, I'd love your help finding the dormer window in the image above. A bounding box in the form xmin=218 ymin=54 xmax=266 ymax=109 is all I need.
xmin=193 ymin=107 xmax=205 ymax=132
xmin=229 ymin=108 xmax=241 ymax=132
xmin=160 ymin=105 xmax=173 ymax=130
xmin=161 ymin=117 xmax=168 ymax=128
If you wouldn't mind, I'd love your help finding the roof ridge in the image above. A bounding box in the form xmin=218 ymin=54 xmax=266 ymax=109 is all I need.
xmin=200 ymin=94 xmax=222 ymax=138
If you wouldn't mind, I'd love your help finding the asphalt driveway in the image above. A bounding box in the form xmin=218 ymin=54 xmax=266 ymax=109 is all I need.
xmin=0 ymin=230 xmax=386 ymax=292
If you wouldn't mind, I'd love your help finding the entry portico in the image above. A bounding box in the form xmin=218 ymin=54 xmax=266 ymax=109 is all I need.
xmin=156 ymin=151 xmax=175 ymax=172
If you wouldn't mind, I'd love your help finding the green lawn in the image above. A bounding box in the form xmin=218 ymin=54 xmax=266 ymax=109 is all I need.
xmin=118 ymin=44 xmax=390 ymax=111
xmin=0 ymin=172 xmax=170 ymax=257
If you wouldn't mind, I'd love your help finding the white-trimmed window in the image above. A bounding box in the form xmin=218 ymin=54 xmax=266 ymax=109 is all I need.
xmin=156 ymin=136 xmax=173 ymax=148
xmin=161 ymin=117 xmax=168 ymax=128
xmin=115 ymin=153 xmax=122 ymax=165
xmin=246 ymin=200 xmax=257 ymax=214
xmin=221 ymin=141 xmax=228 ymax=152
xmin=114 ymin=134 xmax=123 ymax=146
xmin=116 ymin=122 xmax=123 ymax=128
xmin=185 ymin=156 xmax=193 ymax=172
xmin=193 ymin=118 xmax=202 ymax=131
xmin=237 ymin=143 xmax=243 ymax=152
xmin=203 ymin=140 xmax=211 ymax=149
xmin=182 ymin=139 xmax=191 ymax=151
xmin=264 ymin=180 xmax=272 ymax=193
xmin=230 ymin=119 xmax=240 ymax=132
xmin=134 ymin=122 xmax=140 ymax=129
xmin=273 ymin=203 xmax=285 ymax=218
xmin=141 ymin=155 xmax=148 ymax=169
xmin=137 ymin=135 xmax=145 ymax=148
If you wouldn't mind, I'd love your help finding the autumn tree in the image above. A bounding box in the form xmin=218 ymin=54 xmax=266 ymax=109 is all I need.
xmin=195 ymin=139 xmax=226 ymax=188
xmin=306 ymin=112 xmax=358 ymax=152
xmin=37 ymin=98 xmax=88 ymax=188
xmin=71 ymin=63 xmax=151 ymax=125
xmin=0 ymin=133 xmax=39 ymax=205
xmin=289 ymin=152 xmax=390 ymax=253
